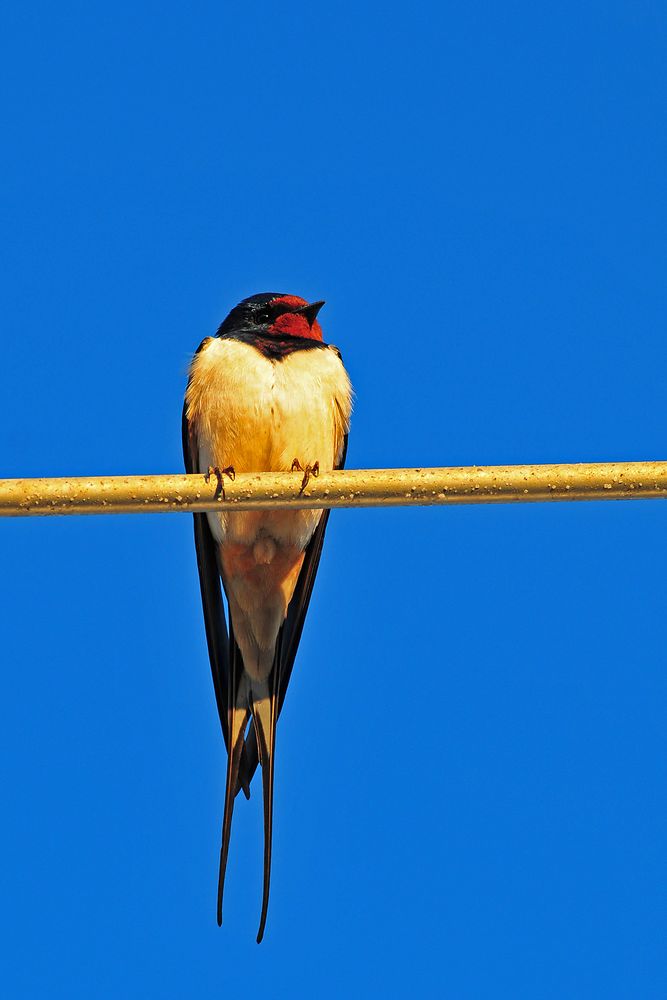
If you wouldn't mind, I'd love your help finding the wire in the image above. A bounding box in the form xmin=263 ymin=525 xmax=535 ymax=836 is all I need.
xmin=1 ymin=462 xmax=666 ymax=517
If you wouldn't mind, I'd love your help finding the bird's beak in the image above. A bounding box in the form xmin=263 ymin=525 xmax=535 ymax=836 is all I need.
xmin=294 ymin=300 xmax=325 ymax=327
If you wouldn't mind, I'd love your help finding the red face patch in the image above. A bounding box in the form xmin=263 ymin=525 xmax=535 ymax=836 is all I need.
xmin=268 ymin=296 xmax=323 ymax=341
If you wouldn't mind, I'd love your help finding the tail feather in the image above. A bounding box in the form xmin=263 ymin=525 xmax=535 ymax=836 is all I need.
xmin=217 ymin=671 xmax=250 ymax=926
xmin=235 ymin=750 xmax=252 ymax=800
xmin=218 ymin=624 xmax=282 ymax=941
xmin=250 ymin=669 xmax=280 ymax=944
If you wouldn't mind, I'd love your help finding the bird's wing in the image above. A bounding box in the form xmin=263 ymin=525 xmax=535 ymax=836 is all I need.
xmin=182 ymin=400 xmax=233 ymax=751
xmin=183 ymin=381 xmax=254 ymax=802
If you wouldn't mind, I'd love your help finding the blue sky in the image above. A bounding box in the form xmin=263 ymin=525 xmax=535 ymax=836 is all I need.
xmin=1 ymin=3 xmax=666 ymax=996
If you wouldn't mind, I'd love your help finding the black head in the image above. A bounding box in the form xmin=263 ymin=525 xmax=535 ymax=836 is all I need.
xmin=216 ymin=292 xmax=325 ymax=343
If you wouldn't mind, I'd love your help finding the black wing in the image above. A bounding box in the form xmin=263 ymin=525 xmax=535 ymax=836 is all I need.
xmin=182 ymin=403 xmax=232 ymax=748
xmin=182 ymin=401 xmax=253 ymax=798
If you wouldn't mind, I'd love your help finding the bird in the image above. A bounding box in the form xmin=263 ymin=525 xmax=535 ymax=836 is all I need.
xmin=182 ymin=293 xmax=352 ymax=942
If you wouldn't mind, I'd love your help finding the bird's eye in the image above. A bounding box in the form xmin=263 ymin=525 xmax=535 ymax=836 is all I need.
xmin=260 ymin=301 xmax=286 ymax=325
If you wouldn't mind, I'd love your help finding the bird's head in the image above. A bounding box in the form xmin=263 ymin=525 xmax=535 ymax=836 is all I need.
xmin=217 ymin=293 xmax=325 ymax=342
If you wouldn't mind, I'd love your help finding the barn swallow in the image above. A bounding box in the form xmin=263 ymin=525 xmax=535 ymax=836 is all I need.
xmin=182 ymin=293 xmax=352 ymax=941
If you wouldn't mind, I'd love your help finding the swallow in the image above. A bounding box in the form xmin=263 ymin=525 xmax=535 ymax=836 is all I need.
xmin=182 ymin=293 xmax=352 ymax=941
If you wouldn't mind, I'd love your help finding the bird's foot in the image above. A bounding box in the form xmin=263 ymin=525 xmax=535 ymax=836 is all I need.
xmin=291 ymin=459 xmax=319 ymax=494
xmin=205 ymin=465 xmax=235 ymax=500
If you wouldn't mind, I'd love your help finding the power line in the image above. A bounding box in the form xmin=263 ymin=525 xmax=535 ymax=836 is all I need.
xmin=1 ymin=461 xmax=666 ymax=517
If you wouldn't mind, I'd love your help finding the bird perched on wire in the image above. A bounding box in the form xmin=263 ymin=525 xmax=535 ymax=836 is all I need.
xmin=182 ymin=293 xmax=352 ymax=942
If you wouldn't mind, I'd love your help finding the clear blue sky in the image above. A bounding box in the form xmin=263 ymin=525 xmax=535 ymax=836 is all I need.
xmin=1 ymin=3 xmax=666 ymax=997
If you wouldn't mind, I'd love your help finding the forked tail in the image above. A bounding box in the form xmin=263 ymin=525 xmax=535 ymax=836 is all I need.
xmin=216 ymin=639 xmax=281 ymax=943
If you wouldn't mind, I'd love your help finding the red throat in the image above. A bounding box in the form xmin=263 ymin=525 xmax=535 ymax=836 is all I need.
xmin=268 ymin=295 xmax=323 ymax=341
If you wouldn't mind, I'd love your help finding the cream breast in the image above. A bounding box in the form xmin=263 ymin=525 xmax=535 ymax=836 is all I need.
xmin=185 ymin=336 xmax=352 ymax=549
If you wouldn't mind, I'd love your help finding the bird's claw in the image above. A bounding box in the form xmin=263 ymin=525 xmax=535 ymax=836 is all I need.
xmin=291 ymin=459 xmax=319 ymax=494
xmin=205 ymin=465 xmax=235 ymax=500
